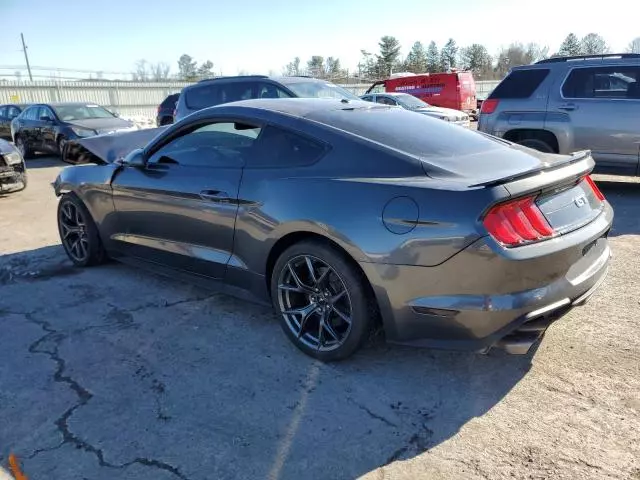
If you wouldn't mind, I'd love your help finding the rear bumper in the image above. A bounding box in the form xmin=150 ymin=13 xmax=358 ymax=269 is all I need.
xmin=360 ymin=204 xmax=613 ymax=354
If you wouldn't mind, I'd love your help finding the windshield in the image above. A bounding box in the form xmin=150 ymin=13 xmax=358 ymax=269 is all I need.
xmin=53 ymin=104 xmax=116 ymax=121
xmin=282 ymin=80 xmax=360 ymax=101
xmin=395 ymin=94 xmax=430 ymax=109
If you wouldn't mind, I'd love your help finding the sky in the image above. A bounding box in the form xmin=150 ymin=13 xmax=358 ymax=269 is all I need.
xmin=0 ymin=0 xmax=638 ymax=79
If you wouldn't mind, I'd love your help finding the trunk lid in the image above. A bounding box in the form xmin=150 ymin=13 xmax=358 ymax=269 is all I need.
xmin=535 ymin=177 xmax=604 ymax=234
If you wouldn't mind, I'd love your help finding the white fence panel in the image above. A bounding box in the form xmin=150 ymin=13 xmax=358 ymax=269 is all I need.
xmin=0 ymin=79 xmax=500 ymax=119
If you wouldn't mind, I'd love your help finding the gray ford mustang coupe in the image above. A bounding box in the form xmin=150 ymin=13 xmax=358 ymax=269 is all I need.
xmin=52 ymin=98 xmax=613 ymax=361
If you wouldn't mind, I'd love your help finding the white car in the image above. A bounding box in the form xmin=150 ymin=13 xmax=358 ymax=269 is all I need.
xmin=360 ymin=92 xmax=470 ymax=127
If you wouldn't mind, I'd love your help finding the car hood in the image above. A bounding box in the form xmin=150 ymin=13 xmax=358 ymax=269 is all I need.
xmin=414 ymin=106 xmax=466 ymax=118
xmin=66 ymin=127 xmax=166 ymax=164
xmin=0 ymin=138 xmax=17 ymax=155
xmin=66 ymin=117 xmax=134 ymax=131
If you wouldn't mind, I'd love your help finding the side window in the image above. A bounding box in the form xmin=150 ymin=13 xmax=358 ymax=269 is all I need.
xmin=219 ymin=82 xmax=258 ymax=103
xmin=249 ymin=125 xmax=326 ymax=168
xmin=185 ymin=84 xmax=221 ymax=110
xmin=377 ymin=96 xmax=396 ymax=106
xmin=24 ymin=107 xmax=40 ymax=120
xmin=0 ymin=107 xmax=6 ymax=119
xmin=148 ymin=121 xmax=261 ymax=168
xmin=8 ymin=106 xmax=21 ymax=119
xmin=257 ymin=83 xmax=293 ymax=99
xmin=39 ymin=107 xmax=54 ymax=120
xmin=562 ymin=67 xmax=640 ymax=99
xmin=361 ymin=95 xmax=373 ymax=102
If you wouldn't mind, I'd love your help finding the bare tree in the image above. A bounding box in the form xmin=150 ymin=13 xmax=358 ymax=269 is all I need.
xmin=284 ymin=57 xmax=301 ymax=76
xmin=151 ymin=62 xmax=170 ymax=81
xmin=627 ymin=37 xmax=640 ymax=53
xmin=133 ymin=59 xmax=150 ymax=82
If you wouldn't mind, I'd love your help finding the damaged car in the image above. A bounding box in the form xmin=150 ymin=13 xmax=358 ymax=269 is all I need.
xmin=53 ymin=98 xmax=612 ymax=361
xmin=11 ymin=102 xmax=138 ymax=161
xmin=0 ymin=138 xmax=27 ymax=193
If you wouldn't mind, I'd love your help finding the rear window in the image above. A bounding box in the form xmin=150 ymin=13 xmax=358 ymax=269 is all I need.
xmin=306 ymin=106 xmax=502 ymax=158
xmin=489 ymin=69 xmax=550 ymax=99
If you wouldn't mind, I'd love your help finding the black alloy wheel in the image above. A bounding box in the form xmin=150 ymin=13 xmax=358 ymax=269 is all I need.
xmin=57 ymin=193 xmax=106 ymax=267
xmin=272 ymin=241 xmax=374 ymax=361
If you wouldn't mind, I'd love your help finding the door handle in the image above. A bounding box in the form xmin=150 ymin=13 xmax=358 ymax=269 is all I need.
xmin=558 ymin=103 xmax=578 ymax=111
xmin=199 ymin=190 xmax=232 ymax=202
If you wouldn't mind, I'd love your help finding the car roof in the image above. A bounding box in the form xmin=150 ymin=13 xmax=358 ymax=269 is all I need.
xmin=185 ymin=75 xmax=331 ymax=91
xmin=364 ymin=92 xmax=411 ymax=97
xmin=0 ymin=103 xmax=32 ymax=108
xmin=26 ymin=102 xmax=104 ymax=107
xmin=188 ymin=98 xmax=377 ymax=121
xmin=512 ymin=53 xmax=640 ymax=71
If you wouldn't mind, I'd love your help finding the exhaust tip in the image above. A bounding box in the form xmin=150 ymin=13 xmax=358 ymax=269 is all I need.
xmin=495 ymin=333 xmax=540 ymax=355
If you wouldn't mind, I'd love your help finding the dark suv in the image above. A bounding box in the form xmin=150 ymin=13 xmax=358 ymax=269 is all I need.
xmin=478 ymin=53 xmax=640 ymax=176
xmin=156 ymin=93 xmax=180 ymax=126
xmin=174 ymin=75 xmax=360 ymax=122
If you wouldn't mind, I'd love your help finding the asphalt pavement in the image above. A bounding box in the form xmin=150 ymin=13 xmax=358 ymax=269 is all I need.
xmin=0 ymin=155 xmax=639 ymax=480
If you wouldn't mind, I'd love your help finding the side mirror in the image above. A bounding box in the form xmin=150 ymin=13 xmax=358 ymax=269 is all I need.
xmin=120 ymin=148 xmax=146 ymax=167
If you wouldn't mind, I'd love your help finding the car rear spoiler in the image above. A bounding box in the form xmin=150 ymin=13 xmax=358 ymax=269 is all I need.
xmin=468 ymin=150 xmax=594 ymax=189
xmin=364 ymin=80 xmax=386 ymax=95
xmin=64 ymin=127 xmax=166 ymax=165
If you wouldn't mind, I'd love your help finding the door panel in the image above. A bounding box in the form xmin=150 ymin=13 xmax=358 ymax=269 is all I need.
xmin=109 ymin=120 xmax=260 ymax=279
xmin=39 ymin=107 xmax=58 ymax=152
xmin=111 ymin=164 xmax=242 ymax=279
xmin=549 ymin=65 xmax=640 ymax=172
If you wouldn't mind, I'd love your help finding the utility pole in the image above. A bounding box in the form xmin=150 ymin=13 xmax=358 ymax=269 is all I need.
xmin=20 ymin=33 xmax=33 ymax=81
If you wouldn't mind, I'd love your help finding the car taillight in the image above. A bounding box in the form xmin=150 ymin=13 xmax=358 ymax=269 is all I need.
xmin=480 ymin=98 xmax=499 ymax=114
xmin=483 ymin=196 xmax=554 ymax=247
xmin=585 ymin=175 xmax=605 ymax=201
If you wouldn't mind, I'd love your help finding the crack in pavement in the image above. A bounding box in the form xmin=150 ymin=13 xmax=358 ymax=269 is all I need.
xmin=383 ymin=401 xmax=442 ymax=466
xmin=347 ymin=398 xmax=398 ymax=429
xmin=23 ymin=312 xmax=193 ymax=480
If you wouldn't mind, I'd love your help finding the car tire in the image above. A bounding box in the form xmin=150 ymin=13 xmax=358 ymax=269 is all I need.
xmin=271 ymin=240 xmax=375 ymax=361
xmin=57 ymin=137 xmax=68 ymax=160
xmin=517 ymin=138 xmax=554 ymax=153
xmin=160 ymin=117 xmax=173 ymax=126
xmin=57 ymin=193 xmax=107 ymax=267
xmin=15 ymin=136 xmax=34 ymax=159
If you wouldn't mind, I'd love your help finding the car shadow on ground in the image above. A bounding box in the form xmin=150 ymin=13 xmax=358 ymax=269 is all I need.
xmin=596 ymin=179 xmax=640 ymax=236
xmin=0 ymin=245 xmax=536 ymax=480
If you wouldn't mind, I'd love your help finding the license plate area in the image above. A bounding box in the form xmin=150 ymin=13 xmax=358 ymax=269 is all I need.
xmin=536 ymin=179 xmax=603 ymax=235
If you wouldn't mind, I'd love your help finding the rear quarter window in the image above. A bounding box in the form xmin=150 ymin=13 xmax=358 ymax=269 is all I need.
xmin=489 ymin=69 xmax=550 ymax=99
xmin=249 ymin=126 xmax=326 ymax=168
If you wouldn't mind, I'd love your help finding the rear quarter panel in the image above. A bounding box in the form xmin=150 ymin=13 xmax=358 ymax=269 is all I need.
xmin=231 ymin=136 xmax=507 ymax=280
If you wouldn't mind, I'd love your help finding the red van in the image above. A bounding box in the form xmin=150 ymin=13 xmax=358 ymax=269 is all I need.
xmin=365 ymin=71 xmax=477 ymax=115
